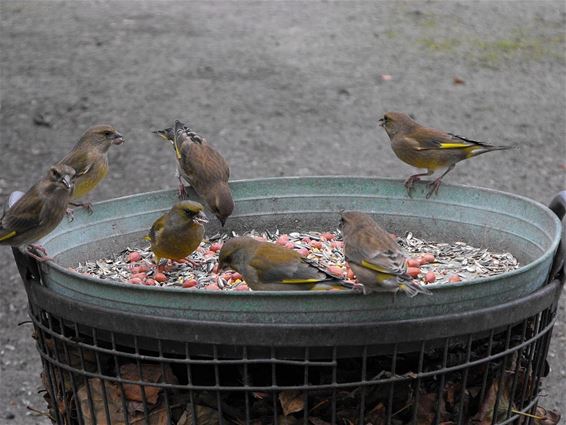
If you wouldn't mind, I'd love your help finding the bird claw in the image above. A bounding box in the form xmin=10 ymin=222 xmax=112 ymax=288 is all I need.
xmin=426 ymin=179 xmax=442 ymax=199
xmin=404 ymin=175 xmax=421 ymax=197
xmin=349 ymin=282 xmax=367 ymax=294
xmin=65 ymin=208 xmax=75 ymax=222
xmin=185 ymin=258 xmax=201 ymax=268
xmin=177 ymin=183 xmax=188 ymax=200
xmin=83 ymin=202 xmax=95 ymax=215
xmin=27 ymin=244 xmax=52 ymax=262
xmin=68 ymin=202 xmax=95 ymax=216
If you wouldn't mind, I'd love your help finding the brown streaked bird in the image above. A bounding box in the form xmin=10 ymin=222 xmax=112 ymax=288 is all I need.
xmin=217 ymin=236 xmax=352 ymax=291
xmin=340 ymin=211 xmax=432 ymax=297
xmin=0 ymin=164 xmax=76 ymax=261
xmin=379 ymin=112 xmax=514 ymax=198
xmin=153 ymin=120 xmax=234 ymax=226
xmin=58 ymin=124 xmax=124 ymax=213
xmin=145 ymin=200 xmax=208 ymax=263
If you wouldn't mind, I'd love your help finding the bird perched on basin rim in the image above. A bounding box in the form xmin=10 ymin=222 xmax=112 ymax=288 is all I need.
xmin=340 ymin=211 xmax=432 ymax=297
xmin=379 ymin=112 xmax=514 ymax=198
xmin=57 ymin=124 xmax=124 ymax=214
xmin=152 ymin=120 xmax=234 ymax=226
xmin=217 ymin=236 xmax=353 ymax=291
xmin=145 ymin=200 xmax=208 ymax=263
xmin=0 ymin=164 xmax=76 ymax=261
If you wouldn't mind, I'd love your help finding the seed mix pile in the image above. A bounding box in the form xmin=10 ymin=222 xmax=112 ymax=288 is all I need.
xmin=72 ymin=229 xmax=520 ymax=291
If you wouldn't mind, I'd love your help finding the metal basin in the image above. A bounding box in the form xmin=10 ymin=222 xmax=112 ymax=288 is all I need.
xmin=29 ymin=177 xmax=561 ymax=323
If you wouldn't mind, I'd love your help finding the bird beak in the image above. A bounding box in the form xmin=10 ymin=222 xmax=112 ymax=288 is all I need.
xmin=112 ymin=132 xmax=125 ymax=145
xmin=62 ymin=174 xmax=72 ymax=189
xmin=194 ymin=211 xmax=208 ymax=224
xmin=217 ymin=260 xmax=226 ymax=273
xmin=153 ymin=129 xmax=173 ymax=142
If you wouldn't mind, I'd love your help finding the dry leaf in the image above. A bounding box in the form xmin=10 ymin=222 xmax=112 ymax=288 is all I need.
xmin=277 ymin=415 xmax=298 ymax=425
xmin=366 ymin=402 xmax=386 ymax=425
xmin=472 ymin=380 xmax=513 ymax=425
xmin=78 ymin=378 xmax=126 ymax=424
xmin=279 ymin=390 xmax=305 ymax=416
xmin=176 ymin=404 xmax=221 ymax=425
xmin=120 ymin=363 xmax=176 ymax=405
xmin=417 ymin=393 xmax=438 ymax=425
xmin=444 ymin=382 xmax=458 ymax=407
xmin=533 ymin=406 xmax=561 ymax=425
xmin=77 ymin=378 xmax=169 ymax=425
xmin=309 ymin=417 xmax=331 ymax=425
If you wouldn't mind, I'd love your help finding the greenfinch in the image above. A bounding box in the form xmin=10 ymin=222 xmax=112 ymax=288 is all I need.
xmin=379 ymin=112 xmax=513 ymax=198
xmin=153 ymin=120 xmax=234 ymax=226
xmin=217 ymin=236 xmax=350 ymax=291
xmin=0 ymin=164 xmax=76 ymax=261
xmin=340 ymin=211 xmax=432 ymax=297
xmin=58 ymin=124 xmax=124 ymax=212
xmin=145 ymin=200 xmax=208 ymax=263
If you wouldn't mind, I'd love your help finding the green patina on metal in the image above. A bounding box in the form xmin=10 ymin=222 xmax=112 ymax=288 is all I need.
xmin=34 ymin=177 xmax=561 ymax=324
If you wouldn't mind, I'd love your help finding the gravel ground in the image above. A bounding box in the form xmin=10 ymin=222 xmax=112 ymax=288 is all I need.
xmin=0 ymin=1 xmax=564 ymax=423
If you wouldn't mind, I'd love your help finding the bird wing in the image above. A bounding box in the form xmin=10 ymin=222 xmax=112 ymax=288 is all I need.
xmin=179 ymin=142 xmax=230 ymax=188
xmin=147 ymin=215 xmax=166 ymax=243
xmin=346 ymin=232 xmax=407 ymax=275
xmin=58 ymin=148 xmax=94 ymax=176
xmin=407 ymin=128 xmax=488 ymax=151
xmin=0 ymin=187 xmax=43 ymax=242
xmin=250 ymin=244 xmax=326 ymax=284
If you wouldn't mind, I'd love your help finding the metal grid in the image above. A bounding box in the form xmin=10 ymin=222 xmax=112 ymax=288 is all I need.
xmin=30 ymin=298 xmax=556 ymax=425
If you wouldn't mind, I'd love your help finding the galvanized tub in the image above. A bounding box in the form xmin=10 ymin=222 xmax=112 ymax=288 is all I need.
xmin=29 ymin=177 xmax=561 ymax=324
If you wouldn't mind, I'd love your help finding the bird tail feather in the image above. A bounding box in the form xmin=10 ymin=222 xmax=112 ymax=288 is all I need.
xmin=399 ymin=280 xmax=433 ymax=297
xmin=470 ymin=144 xmax=515 ymax=157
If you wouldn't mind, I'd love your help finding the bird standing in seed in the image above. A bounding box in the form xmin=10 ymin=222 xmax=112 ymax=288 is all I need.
xmin=57 ymin=124 xmax=124 ymax=216
xmin=340 ymin=211 xmax=432 ymax=297
xmin=145 ymin=200 xmax=208 ymax=264
xmin=0 ymin=164 xmax=76 ymax=261
xmin=153 ymin=120 xmax=234 ymax=226
xmin=379 ymin=112 xmax=514 ymax=198
xmin=217 ymin=236 xmax=352 ymax=291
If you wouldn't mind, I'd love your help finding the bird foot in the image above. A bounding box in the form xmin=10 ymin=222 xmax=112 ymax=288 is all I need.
xmin=68 ymin=202 xmax=95 ymax=215
xmin=29 ymin=243 xmax=47 ymax=255
xmin=426 ymin=179 xmax=443 ymax=199
xmin=27 ymin=244 xmax=52 ymax=262
xmin=185 ymin=258 xmax=201 ymax=268
xmin=177 ymin=179 xmax=189 ymax=199
xmin=65 ymin=208 xmax=75 ymax=222
xmin=83 ymin=202 xmax=95 ymax=215
xmin=348 ymin=282 xmax=366 ymax=294
xmin=403 ymin=175 xmax=421 ymax=197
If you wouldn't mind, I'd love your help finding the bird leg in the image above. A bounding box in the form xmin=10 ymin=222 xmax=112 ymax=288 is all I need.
xmin=426 ymin=164 xmax=455 ymax=199
xmin=185 ymin=257 xmax=201 ymax=268
xmin=404 ymin=170 xmax=433 ymax=197
xmin=349 ymin=282 xmax=367 ymax=294
xmin=69 ymin=201 xmax=95 ymax=215
xmin=65 ymin=208 xmax=75 ymax=222
xmin=27 ymin=244 xmax=52 ymax=262
xmin=177 ymin=177 xmax=188 ymax=199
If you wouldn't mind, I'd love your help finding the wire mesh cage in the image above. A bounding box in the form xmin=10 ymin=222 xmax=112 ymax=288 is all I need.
xmin=18 ymin=253 xmax=563 ymax=425
xmin=12 ymin=187 xmax=565 ymax=425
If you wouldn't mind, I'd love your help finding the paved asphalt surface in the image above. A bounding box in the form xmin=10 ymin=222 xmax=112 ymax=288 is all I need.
xmin=1 ymin=1 xmax=565 ymax=423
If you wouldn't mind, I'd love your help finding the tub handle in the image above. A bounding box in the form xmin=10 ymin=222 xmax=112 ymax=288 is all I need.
xmin=548 ymin=191 xmax=566 ymax=284
xmin=11 ymin=247 xmax=45 ymax=287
